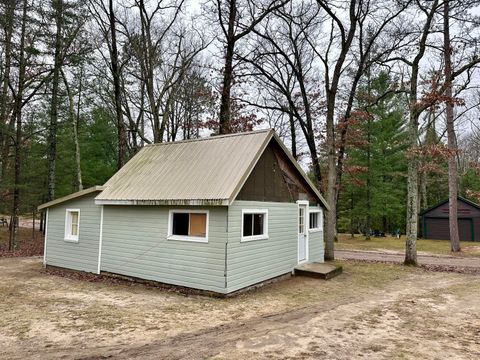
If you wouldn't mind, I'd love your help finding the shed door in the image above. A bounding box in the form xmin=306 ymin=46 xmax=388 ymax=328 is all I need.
xmin=298 ymin=205 xmax=307 ymax=262
xmin=425 ymin=218 xmax=473 ymax=241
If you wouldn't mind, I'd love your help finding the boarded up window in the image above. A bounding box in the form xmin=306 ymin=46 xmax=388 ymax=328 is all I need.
xmin=171 ymin=212 xmax=207 ymax=238
xmin=190 ymin=213 xmax=207 ymax=237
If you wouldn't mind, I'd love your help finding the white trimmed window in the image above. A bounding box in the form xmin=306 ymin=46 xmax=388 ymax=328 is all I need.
xmin=309 ymin=209 xmax=323 ymax=232
xmin=65 ymin=209 xmax=80 ymax=242
xmin=168 ymin=210 xmax=209 ymax=243
xmin=241 ymin=209 xmax=268 ymax=242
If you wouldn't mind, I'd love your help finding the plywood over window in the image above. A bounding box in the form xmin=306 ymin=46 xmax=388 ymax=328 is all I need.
xmin=168 ymin=210 xmax=209 ymax=243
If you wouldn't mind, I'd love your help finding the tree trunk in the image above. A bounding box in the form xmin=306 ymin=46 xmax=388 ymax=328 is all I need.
xmin=366 ymin=114 xmax=372 ymax=240
xmin=289 ymin=112 xmax=297 ymax=159
xmin=62 ymin=69 xmax=83 ymax=191
xmin=405 ymin=72 xmax=420 ymax=265
xmin=444 ymin=0 xmax=460 ymax=252
xmin=47 ymin=0 xmax=64 ymax=202
xmin=0 ymin=1 xmax=15 ymax=185
xmin=219 ymin=0 xmax=236 ymax=135
xmin=405 ymin=141 xmax=418 ymax=265
xmin=404 ymin=0 xmax=439 ymax=265
xmin=109 ymin=0 xmax=126 ymax=167
xmin=324 ymin=97 xmax=337 ymax=260
xmin=75 ymin=67 xmax=84 ymax=190
xmin=9 ymin=0 xmax=27 ymax=251
xmin=322 ymin=0 xmax=358 ymax=261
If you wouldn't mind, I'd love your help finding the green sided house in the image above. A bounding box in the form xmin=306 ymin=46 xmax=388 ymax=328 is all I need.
xmin=39 ymin=129 xmax=328 ymax=295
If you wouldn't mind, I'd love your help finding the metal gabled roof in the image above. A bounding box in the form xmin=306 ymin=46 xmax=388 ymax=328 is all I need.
xmin=38 ymin=129 xmax=329 ymax=209
xmin=95 ymin=129 xmax=329 ymax=208
xmin=95 ymin=129 xmax=274 ymax=206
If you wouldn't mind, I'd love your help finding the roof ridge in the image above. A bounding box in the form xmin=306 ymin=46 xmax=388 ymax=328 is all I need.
xmin=420 ymin=196 xmax=480 ymax=215
xmin=145 ymin=128 xmax=273 ymax=147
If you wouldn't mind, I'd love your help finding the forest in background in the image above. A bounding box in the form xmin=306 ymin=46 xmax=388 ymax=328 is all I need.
xmin=0 ymin=0 xmax=480 ymax=263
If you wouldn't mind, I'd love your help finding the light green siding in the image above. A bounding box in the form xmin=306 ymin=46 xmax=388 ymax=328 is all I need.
xmin=45 ymin=197 xmax=324 ymax=294
xmin=226 ymin=200 xmax=298 ymax=293
xmin=45 ymin=193 xmax=101 ymax=273
xmin=100 ymin=206 xmax=228 ymax=293
xmin=308 ymin=230 xmax=324 ymax=262
xmin=308 ymin=207 xmax=325 ymax=262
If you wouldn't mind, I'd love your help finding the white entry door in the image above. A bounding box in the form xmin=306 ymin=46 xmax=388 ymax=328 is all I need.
xmin=298 ymin=204 xmax=307 ymax=262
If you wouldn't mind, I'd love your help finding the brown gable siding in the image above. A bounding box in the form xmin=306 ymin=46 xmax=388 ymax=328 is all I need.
xmin=237 ymin=140 xmax=320 ymax=204
xmin=236 ymin=144 xmax=292 ymax=202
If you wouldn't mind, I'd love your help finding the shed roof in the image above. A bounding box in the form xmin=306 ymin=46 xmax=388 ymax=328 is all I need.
xmin=37 ymin=186 xmax=105 ymax=210
xmin=96 ymin=129 xmax=328 ymax=208
xmin=419 ymin=196 xmax=480 ymax=216
xmin=38 ymin=129 xmax=329 ymax=210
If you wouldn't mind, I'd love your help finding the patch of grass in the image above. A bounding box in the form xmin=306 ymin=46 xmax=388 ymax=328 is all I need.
xmin=336 ymin=233 xmax=480 ymax=256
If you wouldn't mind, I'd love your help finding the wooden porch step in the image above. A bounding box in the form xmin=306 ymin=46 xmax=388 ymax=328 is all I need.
xmin=294 ymin=262 xmax=342 ymax=280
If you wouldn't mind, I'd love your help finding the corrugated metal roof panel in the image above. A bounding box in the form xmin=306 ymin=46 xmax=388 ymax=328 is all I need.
xmin=96 ymin=130 xmax=273 ymax=203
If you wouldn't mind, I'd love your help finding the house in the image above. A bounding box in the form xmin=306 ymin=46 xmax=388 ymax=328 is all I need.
xmin=420 ymin=197 xmax=480 ymax=241
xmin=39 ymin=129 xmax=329 ymax=294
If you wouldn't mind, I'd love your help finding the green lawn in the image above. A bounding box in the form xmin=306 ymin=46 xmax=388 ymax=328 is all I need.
xmin=336 ymin=233 xmax=480 ymax=256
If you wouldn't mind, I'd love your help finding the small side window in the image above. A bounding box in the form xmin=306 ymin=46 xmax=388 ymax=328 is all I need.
xmin=241 ymin=209 xmax=268 ymax=242
xmin=65 ymin=209 xmax=80 ymax=242
xmin=309 ymin=209 xmax=323 ymax=232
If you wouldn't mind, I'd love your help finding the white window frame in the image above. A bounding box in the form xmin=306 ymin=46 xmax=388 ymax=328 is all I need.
xmin=241 ymin=209 xmax=269 ymax=242
xmin=167 ymin=209 xmax=209 ymax=243
xmin=308 ymin=208 xmax=323 ymax=232
xmin=64 ymin=209 xmax=80 ymax=242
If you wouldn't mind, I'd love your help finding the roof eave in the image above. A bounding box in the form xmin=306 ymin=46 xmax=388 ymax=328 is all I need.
xmin=38 ymin=186 xmax=106 ymax=210
xmin=94 ymin=199 xmax=230 ymax=206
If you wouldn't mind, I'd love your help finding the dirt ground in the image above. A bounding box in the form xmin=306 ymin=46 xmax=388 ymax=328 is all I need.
xmin=0 ymin=258 xmax=479 ymax=359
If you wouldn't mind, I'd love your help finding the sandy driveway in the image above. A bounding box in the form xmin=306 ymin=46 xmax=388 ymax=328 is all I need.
xmin=336 ymin=249 xmax=480 ymax=271
xmin=1 ymin=257 xmax=479 ymax=359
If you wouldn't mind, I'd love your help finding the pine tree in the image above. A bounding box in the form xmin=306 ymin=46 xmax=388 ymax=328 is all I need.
xmin=339 ymin=72 xmax=408 ymax=236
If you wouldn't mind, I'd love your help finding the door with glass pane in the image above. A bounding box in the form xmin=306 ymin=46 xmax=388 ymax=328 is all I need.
xmin=298 ymin=205 xmax=307 ymax=262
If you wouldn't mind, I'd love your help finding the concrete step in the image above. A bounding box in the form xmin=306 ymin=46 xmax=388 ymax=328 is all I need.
xmin=294 ymin=262 xmax=342 ymax=280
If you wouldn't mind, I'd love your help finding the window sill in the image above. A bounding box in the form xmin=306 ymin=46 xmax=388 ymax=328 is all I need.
xmin=167 ymin=235 xmax=208 ymax=243
xmin=64 ymin=237 xmax=79 ymax=243
xmin=309 ymin=228 xmax=323 ymax=233
xmin=241 ymin=235 xmax=269 ymax=243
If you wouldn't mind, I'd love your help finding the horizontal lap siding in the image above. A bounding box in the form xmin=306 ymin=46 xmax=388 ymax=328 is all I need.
xmin=227 ymin=201 xmax=297 ymax=293
xmin=308 ymin=206 xmax=324 ymax=262
xmin=45 ymin=194 xmax=101 ymax=273
xmin=308 ymin=230 xmax=324 ymax=262
xmin=101 ymin=206 xmax=227 ymax=293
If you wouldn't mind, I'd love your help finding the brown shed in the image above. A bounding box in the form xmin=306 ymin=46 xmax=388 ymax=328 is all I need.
xmin=420 ymin=197 xmax=480 ymax=242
